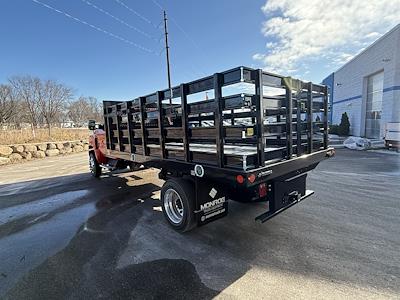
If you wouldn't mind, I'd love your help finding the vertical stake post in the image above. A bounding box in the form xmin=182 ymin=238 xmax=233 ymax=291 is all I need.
xmin=285 ymin=77 xmax=293 ymax=159
xmin=255 ymin=69 xmax=266 ymax=167
xmin=307 ymin=83 xmax=313 ymax=153
xmin=214 ymin=73 xmax=224 ymax=168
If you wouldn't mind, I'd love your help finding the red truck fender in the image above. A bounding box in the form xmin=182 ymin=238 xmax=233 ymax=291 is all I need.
xmin=89 ymin=129 xmax=108 ymax=164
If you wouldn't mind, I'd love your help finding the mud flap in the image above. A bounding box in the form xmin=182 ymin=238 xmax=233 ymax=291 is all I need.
xmin=194 ymin=178 xmax=229 ymax=226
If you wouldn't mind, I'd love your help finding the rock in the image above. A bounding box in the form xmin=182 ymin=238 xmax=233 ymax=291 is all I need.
xmin=45 ymin=149 xmax=60 ymax=157
xmin=63 ymin=142 xmax=71 ymax=148
xmin=73 ymin=145 xmax=84 ymax=152
xmin=21 ymin=152 xmax=32 ymax=160
xmin=56 ymin=143 xmax=64 ymax=150
xmin=73 ymin=141 xmax=83 ymax=147
xmin=37 ymin=144 xmax=47 ymax=151
xmin=33 ymin=151 xmax=46 ymax=159
xmin=9 ymin=153 xmax=23 ymax=162
xmin=83 ymin=144 xmax=89 ymax=151
xmin=24 ymin=144 xmax=37 ymax=152
xmin=65 ymin=147 xmax=73 ymax=154
xmin=0 ymin=157 xmax=10 ymax=165
xmin=47 ymin=143 xmax=57 ymax=150
xmin=0 ymin=145 xmax=13 ymax=157
xmin=12 ymin=145 xmax=25 ymax=153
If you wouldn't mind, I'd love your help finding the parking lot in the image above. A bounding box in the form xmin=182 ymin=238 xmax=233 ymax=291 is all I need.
xmin=0 ymin=149 xmax=399 ymax=299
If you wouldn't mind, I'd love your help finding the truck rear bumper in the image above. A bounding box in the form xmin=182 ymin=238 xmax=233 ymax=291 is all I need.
xmin=255 ymin=189 xmax=314 ymax=223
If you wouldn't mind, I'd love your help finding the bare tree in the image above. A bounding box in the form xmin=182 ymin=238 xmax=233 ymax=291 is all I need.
xmin=6 ymin=75 xmax=99 ymax=133
xmin=87 ymin=97 xmax=103 ymax=122
xmin=39 ymin=79 xmax=73 ymax=136
xmin=9 ymin=76 xmax=41 ymax=138
xmin=0 ymin=84 xmax=17 ymax=127
xmin=68 ymin=97 xmax=90 ymax=126
xmin=68 ymin=96 xmax=102 ymax=126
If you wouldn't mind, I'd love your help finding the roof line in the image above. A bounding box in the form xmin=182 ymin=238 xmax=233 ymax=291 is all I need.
xmin=335 ymin=23 xmax=400 ymax=73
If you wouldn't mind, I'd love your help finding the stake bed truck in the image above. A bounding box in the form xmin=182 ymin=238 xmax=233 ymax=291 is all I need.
xmin=88 ymin=66 xmax=335 ymax=232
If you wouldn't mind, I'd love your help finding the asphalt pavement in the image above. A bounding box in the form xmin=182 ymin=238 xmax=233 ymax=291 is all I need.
xmin=0 ymin=150 xmax=399 ymax=299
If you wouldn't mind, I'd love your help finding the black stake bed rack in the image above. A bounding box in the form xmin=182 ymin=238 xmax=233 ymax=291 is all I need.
xmin=103 ymin=66 xmax=330 ymax=177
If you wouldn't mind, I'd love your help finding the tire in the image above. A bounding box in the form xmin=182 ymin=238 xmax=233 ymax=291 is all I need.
xmin=89 ymin=152 xmax=102 ymax=178
xmin=129 ymin=162 xmax=142 ymax=171
xmin=161 ymin=178 xmax=196 ymax=232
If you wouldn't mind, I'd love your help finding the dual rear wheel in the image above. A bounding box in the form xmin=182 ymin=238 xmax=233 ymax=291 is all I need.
xmin=161 ymin=178 xmax=196 ymax=232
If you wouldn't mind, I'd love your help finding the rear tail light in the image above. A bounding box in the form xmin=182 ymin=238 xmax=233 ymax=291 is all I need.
xmin=248 ymin=174 xmax=256 ymax=183
xmin=236 ymin=175 xmax=244 ymax=184
xmin=259 ymin=183 xmax=267 ymax=198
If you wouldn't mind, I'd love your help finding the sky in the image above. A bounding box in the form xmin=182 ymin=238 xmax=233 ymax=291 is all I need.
xmin=0 ymin=0 xmax=399 ymax=101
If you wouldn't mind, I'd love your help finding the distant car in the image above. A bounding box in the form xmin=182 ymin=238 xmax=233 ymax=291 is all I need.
xmin=384 ymin=122 xmax=400 ymax=152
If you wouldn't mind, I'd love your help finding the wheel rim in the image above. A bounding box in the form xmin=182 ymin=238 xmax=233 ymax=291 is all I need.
xmin=163 ymin=188 xmax=184 ymax=224
xmin=89 ymin=155 xmax=95 ymax=174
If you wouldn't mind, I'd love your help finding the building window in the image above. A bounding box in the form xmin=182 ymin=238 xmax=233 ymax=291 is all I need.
xmin=365 ymin=71 xmax=383 ymax=138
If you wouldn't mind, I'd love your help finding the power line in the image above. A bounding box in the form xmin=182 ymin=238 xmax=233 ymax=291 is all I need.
xmin=170 ymin=18 xmax=203 ymax=54
xmin=113 ymin=0 xmax=160 ymax=29
xmin=151 ymin=0 xmax=202 ymax=51
xmin=31 ymin=0 xmax=156 ymax=54
xmin=151 ymin=0 xmax=207 ymax=77
xmin=169 ymin=16 xmax=208 ymax=77
xmin=81 ymin=0 xmax=157 ymax=41
xmin=151 ymin=0 xmax=163 ymax=11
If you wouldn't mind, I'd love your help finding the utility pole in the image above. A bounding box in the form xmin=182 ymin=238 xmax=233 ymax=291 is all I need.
xmin=163 ymin=10 xmax=172 ymax=104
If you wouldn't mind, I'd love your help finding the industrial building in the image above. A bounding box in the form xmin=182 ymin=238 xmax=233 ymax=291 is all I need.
xmin=323 ymin=24 xmax=400 ymax=139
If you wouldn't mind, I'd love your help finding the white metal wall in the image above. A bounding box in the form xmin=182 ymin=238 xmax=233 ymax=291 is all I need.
xmin=331 ymin=25 xmax=400 ymax=138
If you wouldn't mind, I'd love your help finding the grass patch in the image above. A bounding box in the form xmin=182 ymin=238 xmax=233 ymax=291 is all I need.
xmin=0 ymin=128 xmax=89 ymax=145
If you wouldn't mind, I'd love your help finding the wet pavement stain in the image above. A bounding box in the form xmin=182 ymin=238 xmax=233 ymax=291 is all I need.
xmin=3 ymin=198 xmax=217 ymax=300
xmin=0 ymin=167 xmax=166 ymax=298
xmin=0 ymin=203 xmax=97 ymax=294
xmin=0 ymin=190 xmax=90 ymax=225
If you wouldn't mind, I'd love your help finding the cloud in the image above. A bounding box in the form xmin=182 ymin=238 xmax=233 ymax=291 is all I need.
xmin=253 ymin=0 xmax=400 ymax=76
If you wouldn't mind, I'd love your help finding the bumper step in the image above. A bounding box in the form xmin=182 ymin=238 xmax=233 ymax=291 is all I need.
xmin=255 ymin=190 xmax=315 ymax=223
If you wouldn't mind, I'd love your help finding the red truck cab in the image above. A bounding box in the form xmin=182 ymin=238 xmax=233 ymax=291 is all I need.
xmin=88 ymin=122 xmax=108 ymax=175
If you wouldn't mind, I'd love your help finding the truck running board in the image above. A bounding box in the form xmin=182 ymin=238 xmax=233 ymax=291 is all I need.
xmin=255 ymin=190 xmax=315 ymax=223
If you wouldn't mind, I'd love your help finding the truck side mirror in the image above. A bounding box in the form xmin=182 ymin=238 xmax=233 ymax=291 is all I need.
xmin=88 ymin=120 xmax=96 ymax=130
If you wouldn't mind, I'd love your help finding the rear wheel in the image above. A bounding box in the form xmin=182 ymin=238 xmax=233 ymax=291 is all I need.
xmin=129 ymin=162 xmax=142 ymax=171
xmin=161 ymin=178 xmax=196 ymax=232
xmin=89 ymin=152 xmax=102 ymax=178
